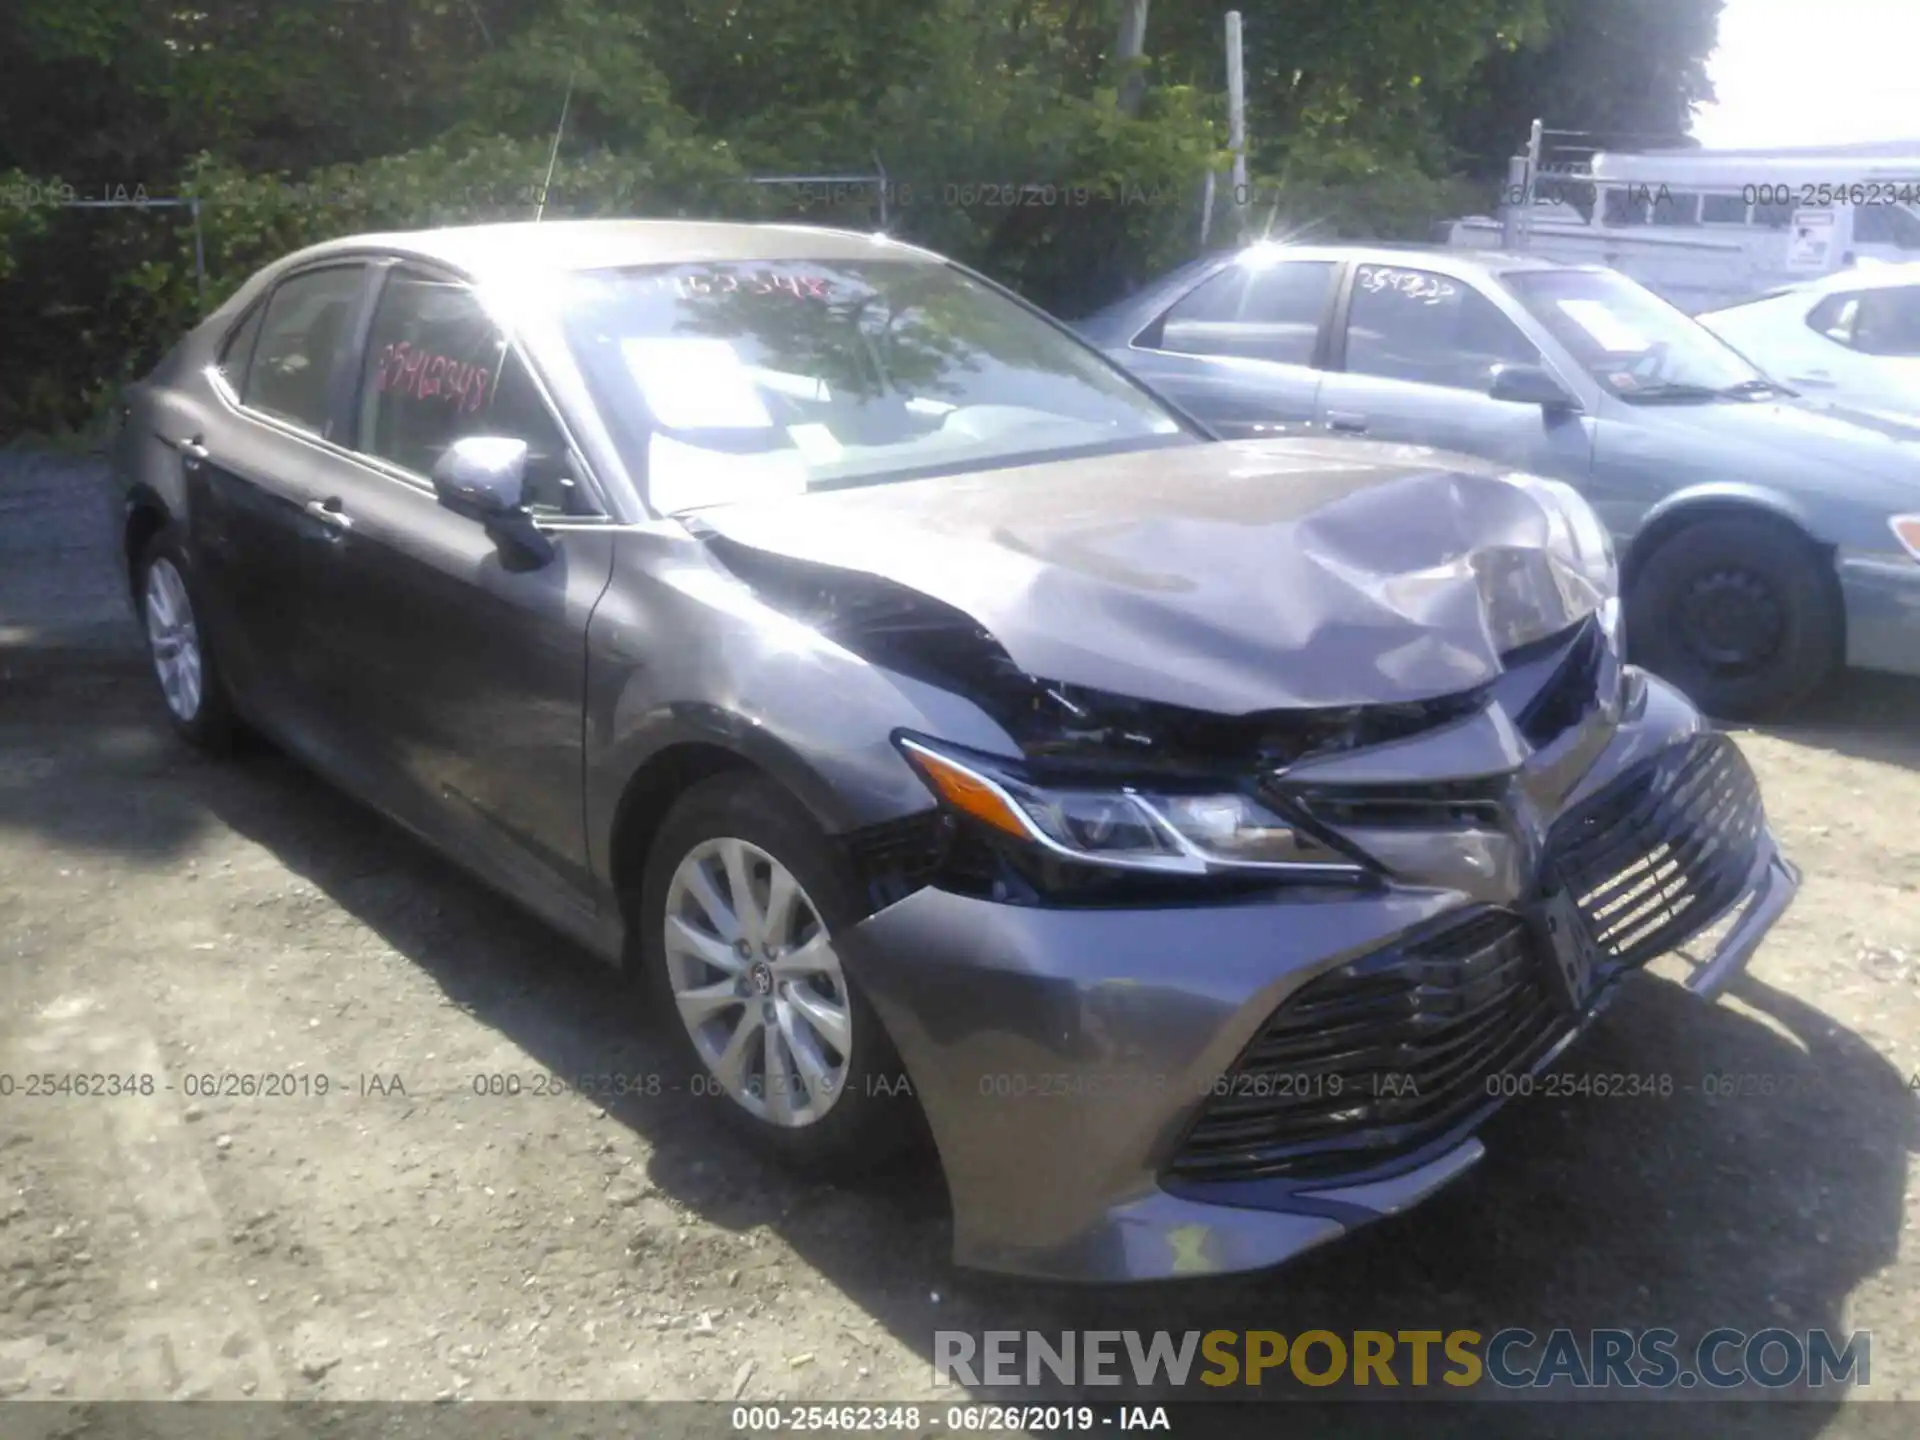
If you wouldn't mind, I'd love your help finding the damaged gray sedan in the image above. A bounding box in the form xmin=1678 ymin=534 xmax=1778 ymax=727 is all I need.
xmin=114 ymin=220 xmax=1798 ymax=1282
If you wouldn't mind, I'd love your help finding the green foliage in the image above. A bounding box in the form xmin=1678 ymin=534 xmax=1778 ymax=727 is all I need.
xmin=0 ymin=0 xmax=1723 ymax=437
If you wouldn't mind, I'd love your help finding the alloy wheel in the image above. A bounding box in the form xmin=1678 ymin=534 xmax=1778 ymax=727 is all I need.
xmin=662 ymin=837 xmax=853 ymax=1127
xmin=144 ymin=558 xmax=204 ymax=722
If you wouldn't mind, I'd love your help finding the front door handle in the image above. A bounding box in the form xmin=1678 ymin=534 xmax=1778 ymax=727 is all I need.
xmin=304 ymin=497 xmax=354 ymax=532
xmin=175 ymin=435 xmax=210 ymax=466
xmin=1325 ymin=410 xmax=1370 ymax=434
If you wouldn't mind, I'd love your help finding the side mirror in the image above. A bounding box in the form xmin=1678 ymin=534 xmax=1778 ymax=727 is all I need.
xmin=430 ymin=435 xmax=530 ymax=516
xmin=429 ymin=436 xmax=553 ymax=568
xmin=1489 ymin=363 xmax=1578 ymax=411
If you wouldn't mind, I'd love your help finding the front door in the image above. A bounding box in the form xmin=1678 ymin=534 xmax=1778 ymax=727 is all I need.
xmin=1315 ymin=262 xmax=1595 ymax=482
xmin=303 ymin=264 xmax=616 ymax=907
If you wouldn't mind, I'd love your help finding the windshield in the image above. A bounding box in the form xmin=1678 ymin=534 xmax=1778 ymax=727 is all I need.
xmin=1504 ymin=268 xmax=1770 ymax=401
xmin=557 ymin=259 xmax=1193 ymax=512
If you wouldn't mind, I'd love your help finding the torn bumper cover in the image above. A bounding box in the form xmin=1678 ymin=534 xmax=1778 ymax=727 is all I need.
xmin=835 ymin=673 xmax=1796 ymax=1281
xmin=692 ymin=440 xmax=1794 ymax=1281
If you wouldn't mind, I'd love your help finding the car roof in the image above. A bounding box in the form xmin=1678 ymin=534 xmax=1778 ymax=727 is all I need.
xmin=1797 ymin=260 xmax=1920 ymax=295
xmin=278 ymin=218 xmax=946 ymax=282
xmin=1201 ymin=239 xmax=1603 ymax=280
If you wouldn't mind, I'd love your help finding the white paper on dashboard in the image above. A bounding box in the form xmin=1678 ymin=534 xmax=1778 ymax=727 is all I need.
xmin=1553 ymin=299 xmax=1654 ymax=353
xmin=646 ymin=432 xmax=809 ymax=514
xmin=621 ymin=338 xmax=773 ymax=429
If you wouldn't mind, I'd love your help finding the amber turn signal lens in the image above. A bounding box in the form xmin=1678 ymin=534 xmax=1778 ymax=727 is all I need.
xmin=1890 ymin=516 xmax=1920 ymax=562
xmin=898 ymin=742 xmax=1032 ymax=840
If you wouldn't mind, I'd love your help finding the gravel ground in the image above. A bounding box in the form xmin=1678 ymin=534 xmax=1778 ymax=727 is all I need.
xmin=1 ymin=453 xmax=1917 ymax=1437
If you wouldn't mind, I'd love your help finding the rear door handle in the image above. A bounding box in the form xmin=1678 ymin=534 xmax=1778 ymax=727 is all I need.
xmin=1325 ymin=410 xmax=1369 ymax=434
xmin=304 ymin=497 xmax=354 ymax=532
xmin=175 ymin=435 xmax=209 ymax=466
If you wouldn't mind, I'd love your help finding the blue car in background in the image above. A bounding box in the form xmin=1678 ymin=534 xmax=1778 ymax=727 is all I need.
xmin=1081 ymin=244 xmax=1920 ymax=718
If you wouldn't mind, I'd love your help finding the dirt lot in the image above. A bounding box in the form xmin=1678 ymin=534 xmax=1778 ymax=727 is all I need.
xmin=2 ymin=453 xmax=1918 ymax=1435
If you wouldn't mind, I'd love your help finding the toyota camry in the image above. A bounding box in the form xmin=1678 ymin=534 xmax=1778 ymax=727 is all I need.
xmin=113 ymin=220 xmax=1798 ymax=1281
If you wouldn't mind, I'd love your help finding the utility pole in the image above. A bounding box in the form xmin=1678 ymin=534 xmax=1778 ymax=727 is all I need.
xmin=1226 ymin=11 xmax=1247 ymax=242
xmin=1115 ymin=0 xmax=1150 ymax=116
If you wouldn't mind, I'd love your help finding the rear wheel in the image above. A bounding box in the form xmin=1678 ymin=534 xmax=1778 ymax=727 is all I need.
xmin=136 ymin=528 xmax=236 ymax=753
xmin=638 ymin=774 xmax=921 ymax=1172
xmin=1625 ymin=515 xmax=1841 ymax=720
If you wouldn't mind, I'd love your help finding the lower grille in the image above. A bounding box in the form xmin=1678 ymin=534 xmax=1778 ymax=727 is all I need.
xmin=1548 ymin=732 xmax=1765 ymax=968
xmin=1166 ymin=911 xmax=1571 ymax=1184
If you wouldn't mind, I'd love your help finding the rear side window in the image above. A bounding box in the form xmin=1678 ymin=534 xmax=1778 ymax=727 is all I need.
xmin=1155 ymin=258 xmax=1335 ymax=364
xmin=242 ymin=265 xmax=365 ymax=434
xmin=355 ymin=269 xmax=587 ymax=514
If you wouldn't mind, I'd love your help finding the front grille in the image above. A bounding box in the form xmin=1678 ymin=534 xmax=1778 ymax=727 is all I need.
xmin=1548 ymin=732 xmax=1765 ymax=968
xmin=1166 ymin=910 xmax=1571 ymax=1184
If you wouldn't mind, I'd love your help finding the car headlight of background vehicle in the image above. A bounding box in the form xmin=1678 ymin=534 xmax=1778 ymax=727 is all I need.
xmin=1479 ymin=472 xmax=1620 ymax=653
xmin=896 ymin=736 xmax=1360 ymax=877
xmin=1506 ymin=471 xmax=1618 ymax=602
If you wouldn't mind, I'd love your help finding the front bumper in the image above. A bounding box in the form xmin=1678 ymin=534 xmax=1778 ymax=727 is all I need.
xmin=1838 ymin=548 xmax=1920 ymax=678
xmin=837 ymin=671 xmax=1798 ymax=1282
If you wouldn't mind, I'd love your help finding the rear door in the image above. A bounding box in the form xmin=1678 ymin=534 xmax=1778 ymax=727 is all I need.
xmin=1315 ymin=261 xmax=1595 ymax=481
xmin=301 ymin=262 xmax=616 ymax=908
xmin=1112 ymin=256 xmax=1340 ymax=437
xmin=189 ymin=261 xmax=376 ymax=759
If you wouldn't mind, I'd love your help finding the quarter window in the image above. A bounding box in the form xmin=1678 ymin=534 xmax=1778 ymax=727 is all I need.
xmin=1154 ymin=258 xmax=1336 ymax=364
xmin=1343 ymin=265 xmax=1542 ymax=391
xmin=242 ymin=265 xmax=365 ymax=433
xmin=217 ymin=304 xmax=264 ymax=390
xmin=356 ymin=269 xmax=588 ymax=515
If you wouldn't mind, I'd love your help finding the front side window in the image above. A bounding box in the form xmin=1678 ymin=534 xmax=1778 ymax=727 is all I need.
xmin=1342 ymin=264 xmax=1541 ymax=392
xmin=1506 ymin=267 xmax=1768 ymax=401
xmin=1154 ymin=256 xmax=1336 ymax=365
xmin=556 ymin=259 xmax=1192 ymax=514
xmin=356 ymin=269 xmax=585 ymax=514
xmin=243 ymin=265 xmax=365 ymax=433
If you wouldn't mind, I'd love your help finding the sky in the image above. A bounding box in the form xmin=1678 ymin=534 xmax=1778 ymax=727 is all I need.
xmin=1691 ymin=0 xmax=1920 ymax=148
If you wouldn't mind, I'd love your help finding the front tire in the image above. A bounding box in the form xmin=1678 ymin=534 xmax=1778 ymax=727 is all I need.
xmin=638 ymin=774 xmax=921 ymax=1173
xmin=1625 ymin=515 xmax=1841 ymax=720
xmin=135 ymin=527 xmax=236 ymax=753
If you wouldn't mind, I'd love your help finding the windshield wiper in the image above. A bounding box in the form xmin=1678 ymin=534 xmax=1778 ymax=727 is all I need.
xmin=1620 ymin=381 xmax=1726 ymax=404
xmin=1717 ymin=378 xmax=1794 ymax=399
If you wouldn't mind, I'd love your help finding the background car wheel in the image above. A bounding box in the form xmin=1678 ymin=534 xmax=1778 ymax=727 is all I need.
xmin=638 ymin=774 xmax=922 ymax=1174
xmin=1625 ymin=515 xmax=1841 ymax=721
xmin=135 ymin=527 xmax=236 ymax=753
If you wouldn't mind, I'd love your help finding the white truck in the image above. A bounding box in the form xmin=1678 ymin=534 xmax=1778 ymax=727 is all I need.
xmin=1447 ymin=139 xmax=1920 ymax=312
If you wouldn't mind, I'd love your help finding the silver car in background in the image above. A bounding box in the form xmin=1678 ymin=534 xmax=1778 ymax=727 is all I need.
xmin=1083 ymin=244 xmax=1920 ymax=719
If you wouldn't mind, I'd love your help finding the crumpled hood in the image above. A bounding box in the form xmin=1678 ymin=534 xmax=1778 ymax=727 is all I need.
xmin=691 ymin=438 xmax=1604 ymax=713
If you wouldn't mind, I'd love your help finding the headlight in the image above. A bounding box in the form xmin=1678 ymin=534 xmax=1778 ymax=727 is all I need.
xmin=896 ymin=736 xmax=1361 ymax=877
xmin=1506 ymin=472 xmax=1618 ymax=602
xmin=1890 ymin=515 xmax=1920 ymax=561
